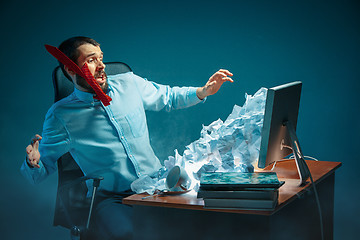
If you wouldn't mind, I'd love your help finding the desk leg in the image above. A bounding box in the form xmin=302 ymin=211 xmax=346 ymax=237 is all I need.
xmin=271 ymin=173 xmax=335 ymax=240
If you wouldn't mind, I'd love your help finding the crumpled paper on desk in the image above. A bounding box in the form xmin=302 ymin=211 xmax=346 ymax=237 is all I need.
xmin=131 ymin=87 xmax=267 ymax=194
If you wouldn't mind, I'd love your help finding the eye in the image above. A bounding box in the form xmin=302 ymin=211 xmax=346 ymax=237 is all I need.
xmin=88 ymin=57 xmax=98 ymax=63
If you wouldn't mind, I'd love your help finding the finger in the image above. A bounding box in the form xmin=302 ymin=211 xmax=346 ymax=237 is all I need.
xmin=27 ymin=156 xmax=35 ymax=167
xmin=213 ymin=72 xmax=227 ymax=78
xmin=221 ymin=77 xmax=234 ymax=83
xmin=34 ymin=140 xmax=40 ymax=150
xmin=28 ymin=155 xmax=40 ymax=168
xmin=219 ymin=69 xmax=233 ymax=76
xmin=214 ymin=76 xmax=233 ymax=83
xmin=26 ymin=145 xmax=33 ymax=154
xmin=29 ymin=161 xmax=40 ymax=168
xmin=31 ymin=135 xmax=42 ymax=146
xmin=35 ymin=134 xmax=42 ymax=141
xmin=210 ymin=73 xmax=227 ymax=82
xmin=218 ymin=69 xmax=233 ymax=76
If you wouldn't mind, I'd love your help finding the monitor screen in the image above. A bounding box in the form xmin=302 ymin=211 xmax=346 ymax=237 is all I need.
xmin=258 ymin=81 xmax=302 ymax=168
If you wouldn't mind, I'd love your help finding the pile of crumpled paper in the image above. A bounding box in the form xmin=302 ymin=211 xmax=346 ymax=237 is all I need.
xmin=131 ymin=87 xmax=268 ymax=194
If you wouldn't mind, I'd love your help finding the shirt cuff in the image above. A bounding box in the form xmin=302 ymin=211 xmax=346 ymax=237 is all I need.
xmin=20 ymin=159 xmax=45 ymax=185
xmin=21 ymin=157 xmax=43 ymax=173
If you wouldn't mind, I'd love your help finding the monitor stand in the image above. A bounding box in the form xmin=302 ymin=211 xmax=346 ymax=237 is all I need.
xmin=284 ymin=121 xmax=311 ymax=186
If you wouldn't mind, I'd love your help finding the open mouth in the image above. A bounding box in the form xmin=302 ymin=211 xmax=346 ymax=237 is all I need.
xmin=95 ymin=71 xmax=107 ymax=85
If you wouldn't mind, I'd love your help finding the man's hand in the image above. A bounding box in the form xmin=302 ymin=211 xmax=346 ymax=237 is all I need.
xmin=196 ymin=69 xmax=234 ymax=100
xmin=26 ymin=134 xmax=42 ymax=168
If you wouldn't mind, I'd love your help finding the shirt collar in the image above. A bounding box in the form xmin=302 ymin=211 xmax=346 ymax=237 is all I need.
xmin=74 ymin=84 xmax=113 ymax=104
xmin=74 ymin=87 xmax=97 ymax=104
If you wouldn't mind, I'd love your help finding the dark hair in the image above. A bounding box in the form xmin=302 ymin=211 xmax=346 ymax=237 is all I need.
xmin=58 ymin=36 xmax=100 ymax=80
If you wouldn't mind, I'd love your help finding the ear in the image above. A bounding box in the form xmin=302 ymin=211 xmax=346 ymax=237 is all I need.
xmin=64 ymin=66 xmax=76 ymax=78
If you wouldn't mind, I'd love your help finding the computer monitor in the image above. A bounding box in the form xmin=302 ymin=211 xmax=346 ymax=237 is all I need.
xmin=258 ymin=81 xmax=310 ymax=186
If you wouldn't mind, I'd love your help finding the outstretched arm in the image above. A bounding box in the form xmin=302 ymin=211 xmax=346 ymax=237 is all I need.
xmin=196 ymin=69 xmax=234 ymax=100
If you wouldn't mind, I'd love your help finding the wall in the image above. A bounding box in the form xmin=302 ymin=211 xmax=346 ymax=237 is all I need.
xmin=0 ymin=0 xmax=359 ymax=239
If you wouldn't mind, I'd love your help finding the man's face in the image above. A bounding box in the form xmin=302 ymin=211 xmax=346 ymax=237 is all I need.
xmin=71 ymin=43 xmax=108 ymax=93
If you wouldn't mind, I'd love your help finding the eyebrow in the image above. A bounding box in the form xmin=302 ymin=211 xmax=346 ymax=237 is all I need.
xmin=86 ymin=52 xmax=104 ymax=58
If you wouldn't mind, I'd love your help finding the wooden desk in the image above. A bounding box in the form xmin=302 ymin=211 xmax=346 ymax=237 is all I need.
xmin=123 ymin=161 xmax=341 ymax=240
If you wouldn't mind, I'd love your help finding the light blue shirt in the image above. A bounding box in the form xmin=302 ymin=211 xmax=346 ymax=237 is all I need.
xmin=21 ymin=72 xmax=203 ymax=193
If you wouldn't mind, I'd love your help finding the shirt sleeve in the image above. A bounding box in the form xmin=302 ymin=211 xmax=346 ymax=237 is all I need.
xmin=132 ymin=73 xmax=205 ymax=112
xmin=20 ymin=109 xmax=71 ymax=184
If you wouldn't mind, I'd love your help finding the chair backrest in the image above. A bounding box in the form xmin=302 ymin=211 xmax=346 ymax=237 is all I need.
xmin=53 ymin=62 xmax=132 ymax=228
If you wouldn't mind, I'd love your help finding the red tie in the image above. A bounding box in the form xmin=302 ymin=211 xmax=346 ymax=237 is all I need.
xmin=45 ymin=44 xmax=112 ymax=106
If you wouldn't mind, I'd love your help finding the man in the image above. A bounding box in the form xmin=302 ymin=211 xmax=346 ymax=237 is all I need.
xmin=21 ymin=36 xmax=233 ymax=239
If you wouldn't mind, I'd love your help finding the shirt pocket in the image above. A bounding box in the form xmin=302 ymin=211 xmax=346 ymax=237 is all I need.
xmin=125 ymin=107 xmax=146 ymax=138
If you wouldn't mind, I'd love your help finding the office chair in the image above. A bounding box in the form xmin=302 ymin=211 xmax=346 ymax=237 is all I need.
xmin=52 ymin=62 xmax=132 ymax=240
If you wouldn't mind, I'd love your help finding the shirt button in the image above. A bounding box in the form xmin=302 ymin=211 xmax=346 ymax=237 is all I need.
xmin=111 ymin=118 xmax=115 ymax=121
xmin=129 ymin=154 xmax=133 ymax=158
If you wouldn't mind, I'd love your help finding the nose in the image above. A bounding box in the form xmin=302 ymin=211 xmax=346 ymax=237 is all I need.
xmin=98 ymin=60 xmax=106 ymax=70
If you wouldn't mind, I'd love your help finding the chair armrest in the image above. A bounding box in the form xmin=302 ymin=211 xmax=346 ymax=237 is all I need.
xmin=59 ymin=175 xmax=104 ymax=192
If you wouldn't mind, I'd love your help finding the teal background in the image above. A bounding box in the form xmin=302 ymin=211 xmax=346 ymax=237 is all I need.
xmin=1 ymin=0 xmax=359 ymax=239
